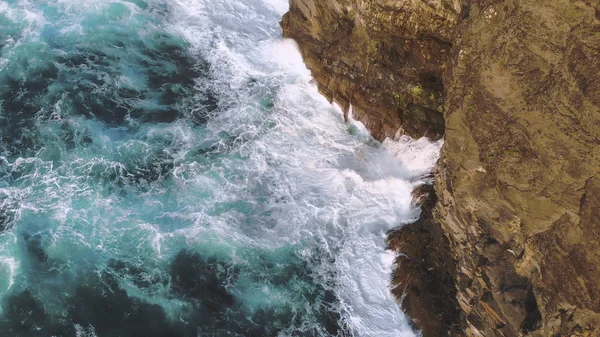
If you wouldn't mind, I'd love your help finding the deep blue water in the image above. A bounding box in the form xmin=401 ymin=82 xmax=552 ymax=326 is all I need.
xmin=0 ymin=0 xmax=442 ymax=336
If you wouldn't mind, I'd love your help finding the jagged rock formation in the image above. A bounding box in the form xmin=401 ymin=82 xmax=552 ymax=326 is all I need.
xmin=283 ymin=0 xmax=600 ymax=336
xmin=437 ymin=1 xmax=600 ymax=336
xmin=388 ymin=183 xmax=461 ymax=336
xmin=281 ymin=0 xmax=451 ymax=140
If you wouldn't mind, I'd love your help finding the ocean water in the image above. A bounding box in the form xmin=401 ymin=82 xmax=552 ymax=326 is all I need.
xmin=0 ymin=0 xmax=443 ymax=336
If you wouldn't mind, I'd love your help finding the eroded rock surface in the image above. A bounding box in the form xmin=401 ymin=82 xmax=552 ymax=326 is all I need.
xmin=438 ymin=1 xmax=600 ymax=336
xmin=388 ymin=183 xmax=461 ymax=336
xmin=281 ymin=0 xmax=453 ymax=140
xmin=284 ymin=0 xmax=600 ymax=336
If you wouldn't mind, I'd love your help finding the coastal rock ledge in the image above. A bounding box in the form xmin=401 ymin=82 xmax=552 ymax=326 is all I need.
xmin=282 ymin=1 xmax=600 ymax=336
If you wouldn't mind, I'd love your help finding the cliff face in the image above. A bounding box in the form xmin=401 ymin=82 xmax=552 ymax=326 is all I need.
xmin=283 ymin=0 xmax=600 ymax=336
xmin=281 ymin=0 xmax=453 ymax=140
xmin=438 ymin=1 xmax=600 ymax=336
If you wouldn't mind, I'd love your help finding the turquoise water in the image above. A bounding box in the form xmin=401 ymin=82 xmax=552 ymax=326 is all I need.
xmin=0 ymin=0 xmax=442 ymax=336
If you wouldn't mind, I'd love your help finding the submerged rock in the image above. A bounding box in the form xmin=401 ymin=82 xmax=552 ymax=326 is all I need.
xmin=0 ymin=289 xmax=66 ymax=337
xmin=65 ymin=272 xmax=186 ymax=337
xmin=169 ymin=250 xmax=237 ymax=313
xmin=23 ymin=233 xmax=50 ymax=264
xmin=0 ymin=207 xmax=12 ymax=232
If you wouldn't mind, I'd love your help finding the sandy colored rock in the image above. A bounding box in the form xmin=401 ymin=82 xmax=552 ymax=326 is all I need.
xmin=281 ymin=0 xmax=454 ymax=140
xmin=284 ymin=0 xmax=600 ymax=336
xmin=436 ymin=1 xmax=600 ymax=335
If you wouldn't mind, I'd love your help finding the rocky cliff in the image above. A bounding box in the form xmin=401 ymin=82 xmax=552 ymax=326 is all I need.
xmin=281 ymin=0 xmax=452 ymax=140
xmin=283 ymin=1 xmax=600 ymax=336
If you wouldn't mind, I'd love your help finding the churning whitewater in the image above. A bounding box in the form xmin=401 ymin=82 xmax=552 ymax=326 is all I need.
xmin=0 ymin=0 xmax=442 ymax=336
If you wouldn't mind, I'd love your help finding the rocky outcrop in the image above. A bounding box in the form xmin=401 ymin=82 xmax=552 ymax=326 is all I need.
xmin=281 ymin=0 xmax=452 ymax=140
xmin=437 ymin=1 xmax=600 ymax=336
xmin=388 ymin=183 xmax=462 ymax=336
xmin=283 ymin=0 xmax=600 ymax=336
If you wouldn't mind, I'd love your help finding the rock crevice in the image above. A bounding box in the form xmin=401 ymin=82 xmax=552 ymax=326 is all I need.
xmin=281 ymin=0 xmax=454 ymax=140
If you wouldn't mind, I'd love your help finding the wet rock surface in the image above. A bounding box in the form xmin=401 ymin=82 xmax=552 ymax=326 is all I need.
xmin=388 ymin=184 xmax=461 ymax=336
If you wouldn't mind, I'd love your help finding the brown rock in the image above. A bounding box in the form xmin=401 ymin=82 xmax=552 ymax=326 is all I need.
xmin=281 ymin=0 xmax=453 ymax=140
xmin=283 ymin=0 xmax=600 ymax=336
xmin=388 ymin=184 xmax=462 ymax=336
xmin=437 ymin=0 xmax=600 ymax=335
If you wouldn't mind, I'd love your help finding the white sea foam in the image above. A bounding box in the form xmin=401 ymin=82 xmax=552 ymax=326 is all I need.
xmin=0 ymin=0 xmax=442 ymax=335
xmin=162 ymin=0 xmax=441 ymax=335
xmin=0 ymin=257 xmax=17 ymax=293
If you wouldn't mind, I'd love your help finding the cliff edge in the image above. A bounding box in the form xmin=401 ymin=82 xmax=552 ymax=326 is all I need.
xmin=281 ymin=0 xmax=451 ymax=140
xmin=283 ymin=0 xmax=600 ymax=336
